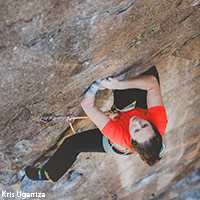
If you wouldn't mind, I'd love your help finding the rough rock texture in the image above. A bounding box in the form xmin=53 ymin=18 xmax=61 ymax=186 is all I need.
xmin=0 ymin=0 xmax=200 ymax=199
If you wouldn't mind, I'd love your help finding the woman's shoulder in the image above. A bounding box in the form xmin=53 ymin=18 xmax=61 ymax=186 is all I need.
xmin=147 ymin=106 xmax=168 ymax=137
xmin=148 ymin=106 xmax=167 ymax=116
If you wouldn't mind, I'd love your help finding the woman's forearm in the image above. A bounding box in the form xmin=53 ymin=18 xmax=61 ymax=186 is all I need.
xmin=80 ymin=92 xmax=111 ymax=131
xmin=80 ymin=93 xmax=95 ymax=109
xmin=80 ymin=79 xmax=104 ymax=109
xmin=119 ymin=75 xmax=157 ymax=91
xmin=101 ymin=75 xmax=157 ymax=91
xmin=80 ymin=79 xmax=102 ymax=113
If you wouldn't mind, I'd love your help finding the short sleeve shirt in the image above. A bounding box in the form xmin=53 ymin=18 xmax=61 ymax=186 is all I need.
xmin=101 ymin=106 xmax=168 ymax=150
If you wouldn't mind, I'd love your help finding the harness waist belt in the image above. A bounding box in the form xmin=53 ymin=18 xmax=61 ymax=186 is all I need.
xmin=108 ymin=140 xmax=133 ymax=155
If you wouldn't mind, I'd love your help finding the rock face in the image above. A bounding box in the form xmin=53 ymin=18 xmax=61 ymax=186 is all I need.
xmin=0 ymin=0 xmax=200 ymax=199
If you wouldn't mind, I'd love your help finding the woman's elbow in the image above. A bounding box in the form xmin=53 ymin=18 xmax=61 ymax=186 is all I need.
xmin=80 ymin=96 xmax=86 ymax=108
xmin=149 ymin=75 xmax=159 ymax=90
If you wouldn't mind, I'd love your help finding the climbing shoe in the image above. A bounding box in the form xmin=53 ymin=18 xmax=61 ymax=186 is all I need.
xmin=25 ymin=166 xmax=53 ymax=182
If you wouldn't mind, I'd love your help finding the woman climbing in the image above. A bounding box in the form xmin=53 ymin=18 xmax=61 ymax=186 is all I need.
xmin=25 ymin=66 xmax=168 ymax=182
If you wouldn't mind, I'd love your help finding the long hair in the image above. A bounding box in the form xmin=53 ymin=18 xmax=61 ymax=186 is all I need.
xmin=130 ymin=123 xmax=162 ymax=166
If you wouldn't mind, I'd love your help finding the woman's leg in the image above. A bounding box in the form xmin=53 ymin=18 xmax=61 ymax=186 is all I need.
xmin=113 ymin=66 xmax=160 ymax=110
xmin=26 ymin=129 xmax=105 ymax=182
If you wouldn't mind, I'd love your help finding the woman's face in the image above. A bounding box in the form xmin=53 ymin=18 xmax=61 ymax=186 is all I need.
xmin=129 ymin=116 xmax=155 ymax=143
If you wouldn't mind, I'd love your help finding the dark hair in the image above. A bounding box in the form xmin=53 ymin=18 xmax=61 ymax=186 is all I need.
xmin=130 ymin=123 xmax=162 ymax=166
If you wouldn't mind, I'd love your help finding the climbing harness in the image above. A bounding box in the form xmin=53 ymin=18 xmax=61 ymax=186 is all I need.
xmin=40 ymin=113 xmax=116 ymax=200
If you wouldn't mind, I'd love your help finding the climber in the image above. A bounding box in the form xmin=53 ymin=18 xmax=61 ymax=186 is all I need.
xmin=25 ymin=66 xmax=168 ymax=182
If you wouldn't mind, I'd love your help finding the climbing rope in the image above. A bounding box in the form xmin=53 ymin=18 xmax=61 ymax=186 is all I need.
xmin=41 ymin=113 xmax=116 ymax=200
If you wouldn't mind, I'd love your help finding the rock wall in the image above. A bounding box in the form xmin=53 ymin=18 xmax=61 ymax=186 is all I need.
xmin=0 ymin=0 xmax=200 ymax=199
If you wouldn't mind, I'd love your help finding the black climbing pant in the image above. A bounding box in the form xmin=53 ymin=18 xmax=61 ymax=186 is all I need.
xmin=42 ymin=66 xmax=160 ymax=181
xmin=43 ymin=128 xmax=105 ymax=181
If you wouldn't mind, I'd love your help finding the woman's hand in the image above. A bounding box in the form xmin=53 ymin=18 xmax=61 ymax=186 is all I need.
xmin=84 ymin=79 xmax=106 ymax=96
xmin=101 ymin=77 xmax=123 ymax=90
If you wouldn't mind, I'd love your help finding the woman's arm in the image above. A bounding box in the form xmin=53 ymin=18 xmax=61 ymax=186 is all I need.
xmin=101 ymin=75 xmax=164 ymax=109
xmin=80 ymin=81 xmax=111 ymax=131
xmin=81 ymin=74 xmax=164 ymax=130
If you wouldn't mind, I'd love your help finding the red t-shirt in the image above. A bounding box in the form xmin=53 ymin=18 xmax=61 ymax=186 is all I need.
xmin=101 ymin=106 xmax=168 ymax=150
